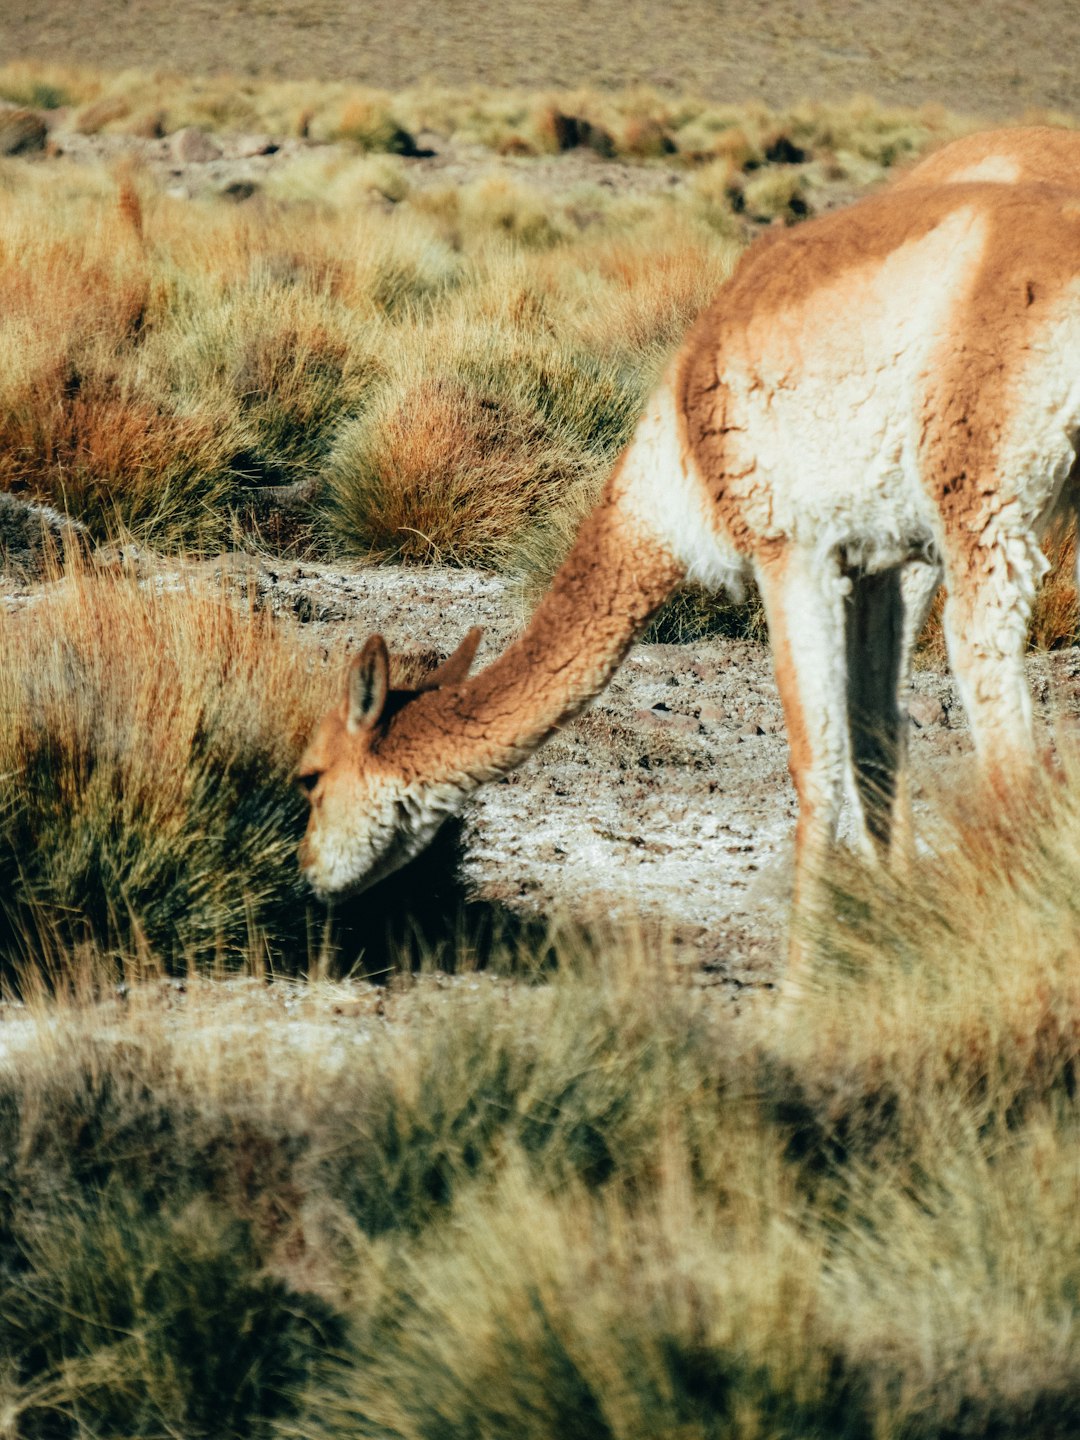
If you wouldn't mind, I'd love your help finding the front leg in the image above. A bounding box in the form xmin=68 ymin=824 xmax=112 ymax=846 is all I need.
xmin=755 ymin=546 xmax=851 ymax=984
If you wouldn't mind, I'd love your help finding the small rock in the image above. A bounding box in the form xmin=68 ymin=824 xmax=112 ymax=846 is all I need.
xmin=696 ymin=702 xmax=728 ymax=725
xmin=235 ymin=134 xmax=279 ymax=158
xmin=907 ymin=694 xmax=946 ymax=728
xmin=222 ymin=180 xmax=258 ymax=202
xmin=0 ymin=493 xmax=89 ymax=579
xmin=497 ymin=135 xmax=537 ymax=157
xmin=633 ymin=707 xmax=700 ymax=736
xmin=172 ymin=126 xmax=222 ymax=164
xmin=738 ymin=721 xmax=765 ymax=739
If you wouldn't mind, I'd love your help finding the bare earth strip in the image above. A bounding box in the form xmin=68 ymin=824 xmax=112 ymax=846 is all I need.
xmin=2 ymin=0 xmax=1078 ymax=119
xmin=12 ymin=559 xmax=1079 ymax=990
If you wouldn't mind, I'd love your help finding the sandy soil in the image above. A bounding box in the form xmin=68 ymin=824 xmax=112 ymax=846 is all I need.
xmin=2 ymin=0 xmax=1076 ymax=120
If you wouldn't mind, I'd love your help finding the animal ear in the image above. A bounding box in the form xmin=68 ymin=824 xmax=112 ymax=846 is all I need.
xmin=346 ymin=635 xmax=390 ymax=733
xmin=418 ymin=627 xmax=483 ymax=691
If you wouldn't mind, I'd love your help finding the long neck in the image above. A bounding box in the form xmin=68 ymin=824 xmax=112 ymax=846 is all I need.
xmin=389 ymin=482 xmax=685 ymax=784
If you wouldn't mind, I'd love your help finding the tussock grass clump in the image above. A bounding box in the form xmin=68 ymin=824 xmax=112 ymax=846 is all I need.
xmin=776 ymin=778 xmax=1080 ymax=1170
xmin=0 ymin=566 xmax=333 ymax=965
xmin=338 ymin=1166 xmax=864 ymax=1440
xmin=325 ymin=367 xmax=598 ymax=567
xmin=4 ymin=1190 xmax=344 ymax=1439
xmin=0 ymin=163 xmax=392 ymax=552
xmin=326 ymin=224 xmax=737 ymax=571
xmin=155 ymin=272 xmax=381 ymax=487
xmin=0 ymin=60 xmax=96 ymax=111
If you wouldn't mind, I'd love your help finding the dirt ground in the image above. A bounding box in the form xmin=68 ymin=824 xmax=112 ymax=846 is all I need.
xmin=43 ymin=119 xmax=713 ymax=208
xmin=12 ymin=554 xmax=1080 ymax=994
xmin=3 ymin=0 xmax=1077 ymax=120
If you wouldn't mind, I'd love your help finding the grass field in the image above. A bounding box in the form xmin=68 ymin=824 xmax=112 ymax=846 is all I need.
xmin=3 ymin=802 xmax=1080 ymax=1436
xmin=1 ymin=59 xmax=1080 ymax=1440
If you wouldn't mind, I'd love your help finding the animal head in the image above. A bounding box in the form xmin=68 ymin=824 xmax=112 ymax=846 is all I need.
xmin=297 ymin=627 xmax=482 ymax=899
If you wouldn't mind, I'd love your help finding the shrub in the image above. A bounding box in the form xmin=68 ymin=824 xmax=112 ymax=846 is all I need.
xmin=323 ymin=307 xmax=649 ymax=568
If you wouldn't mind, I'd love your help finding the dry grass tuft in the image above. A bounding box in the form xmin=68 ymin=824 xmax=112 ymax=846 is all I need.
xmin=325 ymin=370 xmax=595 ymax=567
xmin=325 ymin=223 xmax=737 ymax=571
xmin=0 ymin=562 xmax=334 ymax=966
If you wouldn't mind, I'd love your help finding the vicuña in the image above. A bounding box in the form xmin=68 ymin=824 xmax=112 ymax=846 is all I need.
xmin=299 ymin=172 xmax=1080 ymax=970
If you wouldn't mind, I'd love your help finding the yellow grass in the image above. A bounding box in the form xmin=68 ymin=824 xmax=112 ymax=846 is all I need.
xmin=0 ymin=557 xmax=334 ymax=965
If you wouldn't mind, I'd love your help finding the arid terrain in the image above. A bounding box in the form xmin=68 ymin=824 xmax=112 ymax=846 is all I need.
xmin=1 ymin=41 xmax=1079 ymax=1433
xmin=2 ymin=0 xmax=1077 ymax=118
xmin=2 ymin=90 xmax=1080 ymax=987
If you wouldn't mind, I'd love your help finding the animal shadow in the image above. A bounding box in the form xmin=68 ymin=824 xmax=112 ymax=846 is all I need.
xmin=316 ymin=818 xmax=552 ymax=978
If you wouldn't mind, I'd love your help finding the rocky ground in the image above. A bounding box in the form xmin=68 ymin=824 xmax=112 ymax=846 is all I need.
xmin=41 ymin=118 xmax=701 ymax=205
xmin=6 ymin=99 xmax=881 ymax=230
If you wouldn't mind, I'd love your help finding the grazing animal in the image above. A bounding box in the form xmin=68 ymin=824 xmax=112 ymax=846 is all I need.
xmin=299 ymin=176 xmax=1080 ymax=972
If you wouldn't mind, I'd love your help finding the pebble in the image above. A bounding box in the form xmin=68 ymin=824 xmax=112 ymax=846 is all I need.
xmin=907 ymin=694 xmax=947 ymax=728
xmin=172 ymin=126 xmax=223 ymax=163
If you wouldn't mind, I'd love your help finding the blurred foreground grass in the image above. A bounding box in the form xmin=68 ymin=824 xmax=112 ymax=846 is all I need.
xmin=2 ymin=795 xmax=1079 ymax=1436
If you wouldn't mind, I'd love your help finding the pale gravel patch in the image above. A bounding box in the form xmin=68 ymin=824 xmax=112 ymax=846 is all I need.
xmin=35 ymin=120 xmax=698 ymax=207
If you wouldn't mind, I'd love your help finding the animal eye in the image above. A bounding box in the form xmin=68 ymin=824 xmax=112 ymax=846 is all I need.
xmin=297 ymin=769 xmax=320 ymax=797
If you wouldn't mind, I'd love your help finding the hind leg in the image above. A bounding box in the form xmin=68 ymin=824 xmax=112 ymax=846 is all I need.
xmin=942 ymin=542 xmax=1041 ymax=796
